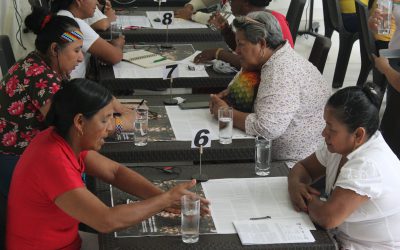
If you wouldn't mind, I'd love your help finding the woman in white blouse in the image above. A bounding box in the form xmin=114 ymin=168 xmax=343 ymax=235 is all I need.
xmin=288 ymin=85 xmax=400 ymax=249
xmin=209 ymin=11 xmax=330 ymax=163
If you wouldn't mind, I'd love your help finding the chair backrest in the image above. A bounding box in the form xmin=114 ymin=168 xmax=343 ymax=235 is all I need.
xmin=355 ymin=0 xmax=377 ymax=64
xmin=0 ymin=35 xmax=16 ymax=77
xmin=286 ymin=0 xmax=307 ymax=44
xmin=322 ymin=0 xmax=343 ymax=32
xmin=308 ymin=36 xmax=332 ymax=73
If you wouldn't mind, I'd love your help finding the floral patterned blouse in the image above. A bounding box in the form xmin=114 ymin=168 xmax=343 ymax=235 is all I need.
xmin=245 ymin=42 xmax=331 ymax=163
xmin=0 ymin=52 xmax=61 ymax=155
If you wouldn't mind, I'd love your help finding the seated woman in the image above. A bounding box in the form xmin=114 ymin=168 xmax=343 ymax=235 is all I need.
xmin=209 ymin=11 xmax=331 ymax=163
xmin=51 ymin=0 xmax=124 ymax=78
xmin=0 ymin=8 xmax=132 ymax=226
xmin=288 ymin=85 xmax=400 ymax=249
xmin=85 ymin=0 xmax=117 ymax=31
xmin=192 ymin=0 xmax=293 ymax=70
xmin=6 ymin=79 xmax=209 ymax=250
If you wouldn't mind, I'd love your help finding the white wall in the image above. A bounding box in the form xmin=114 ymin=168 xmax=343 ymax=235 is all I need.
xmin=0 ymin=0 xmax=36 ymax=61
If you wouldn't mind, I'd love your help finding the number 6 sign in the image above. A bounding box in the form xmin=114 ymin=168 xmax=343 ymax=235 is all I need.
xmin=191 ymin=129 xmax=211 ymax=148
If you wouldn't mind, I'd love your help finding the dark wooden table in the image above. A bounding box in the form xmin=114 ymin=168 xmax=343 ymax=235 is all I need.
xmin=95 ymin=162 xmax=337 ymax=250
xmin=90 ymin=42 xmax=235 ymax=92
xmin=100 ymin=94 xmax=254 ymax=163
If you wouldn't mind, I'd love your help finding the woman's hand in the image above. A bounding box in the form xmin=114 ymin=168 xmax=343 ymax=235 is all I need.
xmin=208 ymin=12 xmax=229 ymax=31
xmin=104 ymin=0 xmax=117 ymax=22
xmin=164 ymin=180 xmax=210 ymax=215
xmin=194 ymin=49 xmax=218 ymax=64
xmin=209 ymin=94 xmax=229 ymax=119
xmin=373 ymin=54 xmax=390 ymax=74
xmin=288 ymin=181 xmax=320 ymax=213
xmin=110 ymin=35 xmax=125 ymax=50
xmin=174 ymin=5 xmax=194 ymax=20
xmin=368 ymin=8 xmax=393 ymax=34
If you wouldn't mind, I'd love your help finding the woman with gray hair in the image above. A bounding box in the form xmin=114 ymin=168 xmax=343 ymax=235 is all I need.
xmin=210 ymin=11 xmax=331 ymax=165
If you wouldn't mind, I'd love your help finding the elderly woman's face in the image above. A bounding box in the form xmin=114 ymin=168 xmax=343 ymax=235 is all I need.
xmin=80 ymin=102 xmax=114 ymax=151
xmin=235 ymin=30 xmax=263 ymax=71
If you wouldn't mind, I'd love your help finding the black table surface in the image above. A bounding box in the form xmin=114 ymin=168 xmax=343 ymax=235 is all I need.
xmin=92 ymin=42 xmax=235 ymax=91
xmin=112 ymin=0 xmax=190 ymax=8
xmin=99 ymin=7 xmax=223 ymax=43
xmin=95 ymin=162 xmax=336 ymax=250
xmin=100 ymin=94 xmax=254 ymax=163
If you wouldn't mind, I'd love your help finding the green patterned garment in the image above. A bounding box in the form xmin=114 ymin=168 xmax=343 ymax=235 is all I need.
xmin=225 ymin=70 xmax=261 ymax=113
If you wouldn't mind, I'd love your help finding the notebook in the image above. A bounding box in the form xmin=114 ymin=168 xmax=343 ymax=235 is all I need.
xmin=122 ymin=50 xmax=174 ymax=68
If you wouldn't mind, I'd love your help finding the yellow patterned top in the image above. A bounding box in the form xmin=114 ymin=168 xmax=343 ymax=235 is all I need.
xmin=339 ymin=0 xmax=368 ymax=13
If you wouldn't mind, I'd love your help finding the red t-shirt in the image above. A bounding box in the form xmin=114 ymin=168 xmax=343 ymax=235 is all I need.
xmin=6 ymin=127 xmax=88 ymax=250
xmin=271 ymin=10 xmax=294 ymax=48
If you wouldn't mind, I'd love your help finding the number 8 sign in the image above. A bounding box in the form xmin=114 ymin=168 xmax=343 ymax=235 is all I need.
xmin=160 ymin=11 xmax=174 ymax=26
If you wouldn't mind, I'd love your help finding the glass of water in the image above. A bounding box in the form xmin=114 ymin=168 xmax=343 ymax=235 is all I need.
xmin=255 ymin=136 xmax=272 ymax=176
xmin=218 ymin=107 xmax=233 ymax=144
xmin=377 ymin=0 xmax=393 ymax=35
xmin=134 ymin=108 xmax=148 ymax=146
xmin=110 ymin=22 xmax=122 ymax=40
xmin=181 ymin=194 xmax=200 ymax=244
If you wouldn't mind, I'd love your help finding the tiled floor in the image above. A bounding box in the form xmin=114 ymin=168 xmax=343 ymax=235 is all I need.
xmin=294 ymin=30 xmax=387 ymax=118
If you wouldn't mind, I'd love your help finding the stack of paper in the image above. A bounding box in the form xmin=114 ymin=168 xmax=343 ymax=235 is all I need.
xmin=233 ymin=219 xmax=315 ymax=245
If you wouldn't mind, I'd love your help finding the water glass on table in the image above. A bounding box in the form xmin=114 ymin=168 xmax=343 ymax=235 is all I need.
xmin=181 ymin=194 xmax=200 ymax=244
xmin=110 ymin=22 xmax=122 ymax=39
xmin=377 ymin=0 xmax=393 ymax=35
xmin=218 ymin=107 xmax=233 ymax=144
xmin=134 ymin=108 xmax=148 ymax=146
xmin=255 ymin=136 xmax=272 ymax=176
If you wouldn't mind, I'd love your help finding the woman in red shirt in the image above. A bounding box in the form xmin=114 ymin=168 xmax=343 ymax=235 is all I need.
xmin=6 ymin=79 xmax=208 ymax=250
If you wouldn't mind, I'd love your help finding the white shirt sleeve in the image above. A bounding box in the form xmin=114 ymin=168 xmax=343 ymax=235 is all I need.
xmin=75 ymin=18 xmax=100 ymax=53
xmin=85 ymin=7 xmax=107 ymax=26
xmin=315 ymin=143 xmax=330 ymax=167
xmin=335 ymin=158 xmax=383 ymax=199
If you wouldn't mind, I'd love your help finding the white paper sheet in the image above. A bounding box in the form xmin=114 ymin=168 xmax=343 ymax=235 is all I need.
xmin=233 ymin=219 xmax=315 ymax=245
xmin=113 ymin=51 xmax=208 ymax=79
xmin=165 ymin=106 xmax=252 ymax=141
xmin=116 ymin=15 xmax=152 ymax=28
xmin=201 ymin=177 xmax=316 ymax=234
xmin=146 ymin=11 xmax=208 ymax=29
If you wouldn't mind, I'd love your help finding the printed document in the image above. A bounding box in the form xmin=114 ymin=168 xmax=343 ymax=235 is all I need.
xmin=201 ymin=177 xmax=316 ymax=234
xmin=165 ymin=106 xmax=252 ymax=141
xmin=233 ymin=219 xmax=315 ymax=245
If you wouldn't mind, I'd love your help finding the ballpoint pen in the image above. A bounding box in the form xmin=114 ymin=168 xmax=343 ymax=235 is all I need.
xmin=153 ymin=57 xmax=167 ymax=63
xmin=249 ymin=216 xmax=271 ymax=220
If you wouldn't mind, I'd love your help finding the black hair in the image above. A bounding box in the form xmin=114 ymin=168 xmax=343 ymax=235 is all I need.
xmin=25 ymin=7 xmax=80 ymax=53
xmin=326 ymin=83 xmax=380 ymax=137
xmin=46 ymin=79 xmax=113 ymax=139
xmin=50 ymin=0 xmax=75 ymax=13
xmin=248 ymin=0 xmax=272 ymax=7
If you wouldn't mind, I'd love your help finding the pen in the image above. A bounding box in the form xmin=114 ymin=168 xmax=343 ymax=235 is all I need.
xmin=249 ymin=216 xmax=271 ymax=220
xmin=138 ymin=99 xmax=145 ymax=108
xmin=153 ymin=57 xmax=167 ymax=63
